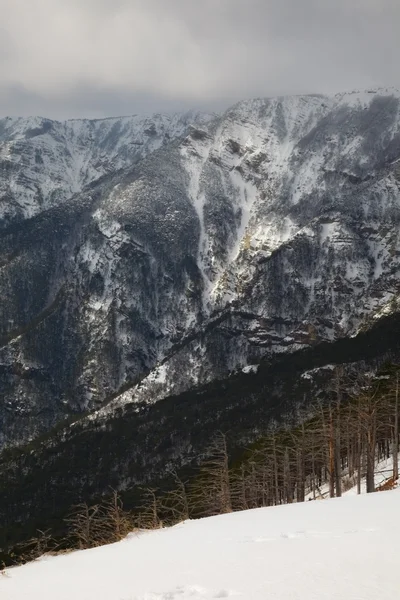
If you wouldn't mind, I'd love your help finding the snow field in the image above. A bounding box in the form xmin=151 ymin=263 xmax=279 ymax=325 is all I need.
xmin=2 ymin=488 xmax=400 ymax=600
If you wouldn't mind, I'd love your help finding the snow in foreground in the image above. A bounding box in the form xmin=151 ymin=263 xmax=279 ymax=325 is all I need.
xmin=2 ymin=489 xmax=400 ymax=600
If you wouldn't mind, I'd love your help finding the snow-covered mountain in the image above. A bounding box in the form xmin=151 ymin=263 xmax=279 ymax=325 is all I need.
xmin=1 ymin=87 xmax=400 ymax=448
xmin=0 ymin=111 xmax=212 ymax=224
xmin=111 ymin=87 xmax=400 ymax=413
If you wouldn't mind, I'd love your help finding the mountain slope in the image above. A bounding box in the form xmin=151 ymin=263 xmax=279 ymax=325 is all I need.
xmin=1 ymin=89 xmax=400 ymax=449
xmin=99 ymin=87 xmax=400 ymax=415
xmin=0 ymin=111 xmax=212 ymax=225
xmin=2 ymin=306 xmax=400 ymax=552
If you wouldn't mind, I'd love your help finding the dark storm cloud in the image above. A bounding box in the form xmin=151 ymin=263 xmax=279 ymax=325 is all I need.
xmin=0 ymin=0 xmax=399 ymax=118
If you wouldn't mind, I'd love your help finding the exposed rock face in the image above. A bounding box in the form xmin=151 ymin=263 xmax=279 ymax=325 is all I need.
xmin=1 ymin=88 xmax=400 ymax=449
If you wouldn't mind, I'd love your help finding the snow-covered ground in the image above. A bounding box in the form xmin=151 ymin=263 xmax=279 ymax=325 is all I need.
xmin=2 ymin=488 xmax=400 ymax=600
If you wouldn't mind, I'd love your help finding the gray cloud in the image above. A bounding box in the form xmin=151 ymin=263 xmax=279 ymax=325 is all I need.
xmin=0 ymin=0 xmax=399 ymax=118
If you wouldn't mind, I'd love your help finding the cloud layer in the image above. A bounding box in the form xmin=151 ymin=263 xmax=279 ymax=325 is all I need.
xmin=0 ymin=0 xmax=399 ymax=118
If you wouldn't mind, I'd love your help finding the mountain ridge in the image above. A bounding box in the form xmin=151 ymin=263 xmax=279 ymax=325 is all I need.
xmin=1 ymin=87 xmax=400 ymax=451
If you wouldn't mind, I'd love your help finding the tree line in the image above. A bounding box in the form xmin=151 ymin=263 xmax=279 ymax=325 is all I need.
xmin=4 ymin=363 xmax=399 ymax=566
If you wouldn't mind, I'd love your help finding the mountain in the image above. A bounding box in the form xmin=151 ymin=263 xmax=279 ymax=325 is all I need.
xmin=0 ymin=111 xmax=212 ymax=225
xmin=0 ymin=109 xmax=214 ymax=447
xmin=2 ymin=87 xmax=400 ymax=551
xmin=1 ymin=87 xmax=400 ymax=451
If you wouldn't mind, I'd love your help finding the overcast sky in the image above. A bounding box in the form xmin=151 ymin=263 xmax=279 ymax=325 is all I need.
xmin=0 ymin=0 xmax=399 ymax=119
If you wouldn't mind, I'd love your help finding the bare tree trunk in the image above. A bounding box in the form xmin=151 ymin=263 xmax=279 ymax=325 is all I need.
xmin=219 ymin=433 xmax=232 ymax=513
xmin=295 ymin=424 xmax=305 ymax=503
xmin=332 ymin=370 xmax=343 ymax=497
xmin=238 ymin=464 xmax=248 ymax=511
xmin=356 ymin=430 xmax=362 ymax=495
xmin=366 ymin=410 xmax=376 ymax=494
xmin=366 ymin=446 xmax=375 ymax=493
xmin=283 ymin=448 xmax=292 ymax=504
xmin=393 ymin=373 xmax=399 ymax=482
xmin=329 ymin=405 xmax=335 ymax=498
xmin=334 ymin=405 xmax=342 ymax=497
xmin=272 ymin=434 xmax=280 ymax=506
xmin=248 ymin=461 xmax=258 ymax=509
xmin=347 ymin=423 xmax=354 ymax=479
xmin=309 ymin=430 xmax=317 ymax=500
